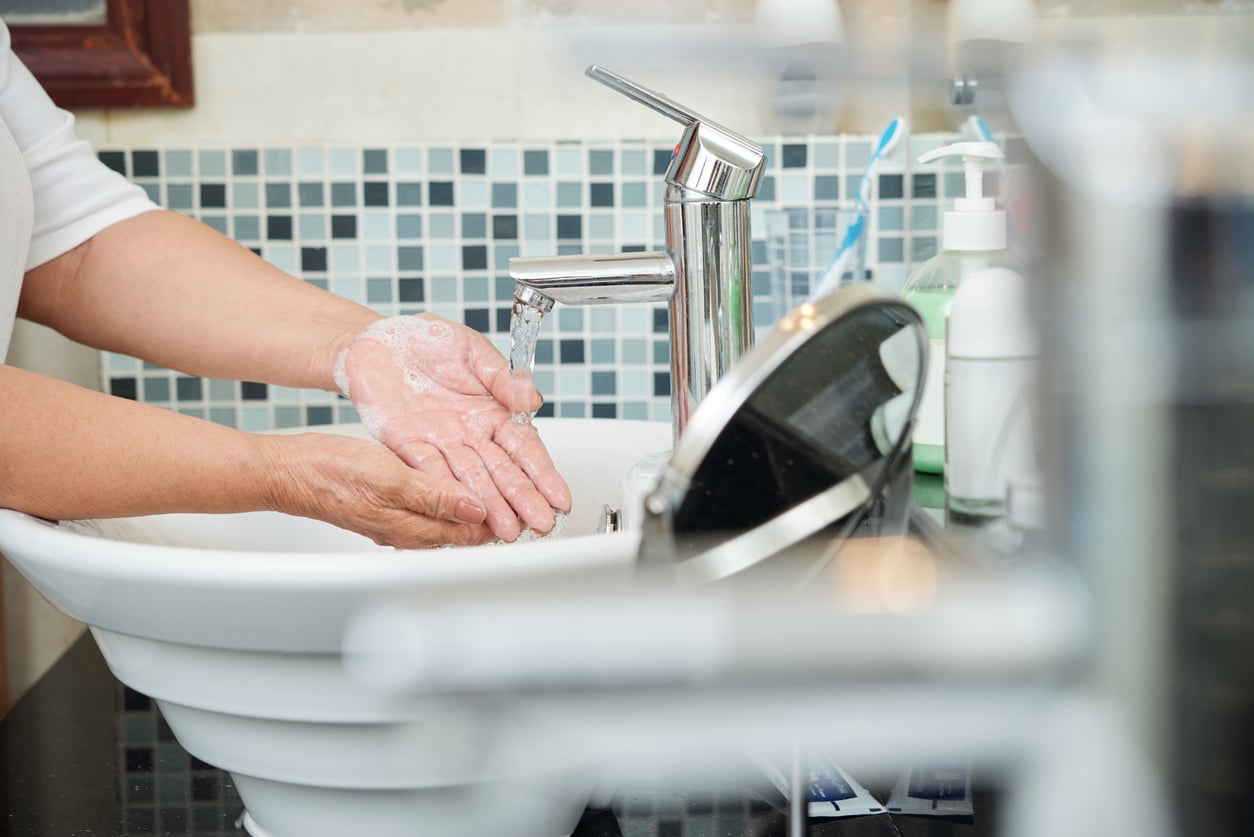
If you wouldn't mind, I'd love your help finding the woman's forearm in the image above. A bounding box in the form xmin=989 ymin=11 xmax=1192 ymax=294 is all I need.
xmin=17 ymin=210 xmax=379 ymax=391
xmin=0 ymin=364 xmax=276 ymax=520
xmin=0 ymin=364 xmax=492 ymax=546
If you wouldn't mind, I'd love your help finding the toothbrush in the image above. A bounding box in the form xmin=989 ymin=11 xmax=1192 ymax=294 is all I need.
xmin=810 ymin=116 xmax=907 ymax=300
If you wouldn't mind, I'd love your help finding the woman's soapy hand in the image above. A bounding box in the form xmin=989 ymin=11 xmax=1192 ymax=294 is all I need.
xmin=260 ymin=432 xmax=496 ymax=549
xmin=334 ymin=315 xmax=572 ymax=542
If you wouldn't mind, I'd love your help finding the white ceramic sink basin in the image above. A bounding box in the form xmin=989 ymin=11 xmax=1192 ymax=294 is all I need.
xmin=0 ymin=418 xmax=671 ymax=837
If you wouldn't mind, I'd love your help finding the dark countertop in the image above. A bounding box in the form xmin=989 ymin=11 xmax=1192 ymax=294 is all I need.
xmin=0 ymin=635 xmax=997 ymax=837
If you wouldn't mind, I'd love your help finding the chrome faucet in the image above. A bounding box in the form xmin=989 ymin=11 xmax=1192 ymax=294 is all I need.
xmin=509 ymin=66 xmax=766 ymax=439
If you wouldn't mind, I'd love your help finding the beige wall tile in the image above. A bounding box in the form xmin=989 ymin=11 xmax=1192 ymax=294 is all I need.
xmin=192 ymin=0 xmax=510 ymax=33
xmin=191 ymin=0 xmax=764 ymax=33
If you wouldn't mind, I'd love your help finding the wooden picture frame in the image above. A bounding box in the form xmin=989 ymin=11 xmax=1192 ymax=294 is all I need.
xmin=5 ymin=0 xmax=193 ymax=109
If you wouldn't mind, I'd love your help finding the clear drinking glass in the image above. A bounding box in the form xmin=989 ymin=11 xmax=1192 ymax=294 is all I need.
xmin=763 ymin=207 xmax=868 ymax=326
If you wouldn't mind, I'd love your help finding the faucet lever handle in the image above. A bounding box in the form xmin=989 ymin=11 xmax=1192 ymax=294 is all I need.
xmin=586 ymin=65 xmax=705 ymax=128
xmin=585 ymin=65 xmax=764 ymax=201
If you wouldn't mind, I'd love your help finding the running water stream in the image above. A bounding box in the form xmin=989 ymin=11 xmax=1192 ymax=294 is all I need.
xmin=506 ymin=293 xmax=571 ymax=541
xmin=508 ymin=295 xmax=548 ymax=425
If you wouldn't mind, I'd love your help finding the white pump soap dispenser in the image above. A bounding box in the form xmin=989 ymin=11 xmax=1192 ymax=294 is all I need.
xmin=945 ymin=266 xmax=1039 ymax=520
xmin=900 ymin=140 xmax=1009 ymax=474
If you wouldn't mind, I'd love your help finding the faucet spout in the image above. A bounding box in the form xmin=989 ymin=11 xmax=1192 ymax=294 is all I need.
xmin=509 ymin=251 xmax=675 ymax=307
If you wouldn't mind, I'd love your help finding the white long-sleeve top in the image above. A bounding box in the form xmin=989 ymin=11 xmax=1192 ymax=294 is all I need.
xmin=0 ymin=19 xmax=157 ymax=359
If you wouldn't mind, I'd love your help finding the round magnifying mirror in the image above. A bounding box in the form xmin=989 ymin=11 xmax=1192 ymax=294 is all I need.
xmin=638 ymin=283 xmax=927 ymax=587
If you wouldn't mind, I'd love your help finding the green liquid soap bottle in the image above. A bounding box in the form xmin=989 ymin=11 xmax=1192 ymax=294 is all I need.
xmin=901 ymin=141 xmax=1009 ymax=474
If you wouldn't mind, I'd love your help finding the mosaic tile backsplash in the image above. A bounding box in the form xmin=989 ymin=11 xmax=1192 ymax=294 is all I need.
xmin=97 ymin=134 xmax=987 ymax=430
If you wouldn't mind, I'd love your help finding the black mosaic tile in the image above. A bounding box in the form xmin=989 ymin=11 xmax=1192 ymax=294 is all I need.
xmin=493 ymin=214 xmax=518 ymax=239
xmin=495 ymin=307 xmax=512 ymax=332
xmin=590 ymin=182 xmax=614 ymax=207
xmin=653 ymin=148 xmax=672 ymax=175
xmin=231 ymin=149 xmax=259 ymax=176
xmin=241 ymin=382 xmax=268 ymax=400
xmin=189 ymin=773 xmax=219 ymax=803
xmin=912 ymin=172 xmax=937 ymax=199
xmin=300 ymin=247 xmax=327 ymax=272
xmin=535 ymin=402 xmax=555 ymax=418
xmin=654 ymin=371 xmax=671 ymax=397
xmin=110 ymin=377 xmax=137 ymax=400
xmin=123 ymin=687 xmax=151 ymax=711
xmin=782 ymin=143 xmax=807 ymax=168
xmin=464 ymin=308 xmax=490 ymax=333
xmin=298 ymin=182 xmax=324 ymax=207
xmin=266 ymin=215 xmax=293 ymax=240
xmin=429 ymin=181 xmax=454 ymax=206
xmin=879 ymin=173 xmax=904 ymax=199
xmin=330 ymin=182 xmax=356 ymax=207
xmin=362 ymin=148 xmax=388 ymax=174
xmin=98 ymin=150 xmax=126 ymax=175
xmin=331 ymin=215 xmax=357 ymax=239
xmin=199 ymin=183 xmax=226 ymax=208
xmin=131 ymin=150 xmax=159 ymax=177
xmin=462 ymin=245 xmax=487 ymax=270
xmin=559 ymin=339 xmax=584 ymax=364
xmin=460 ymin=148 xmax=486 ymax=174
xmin=557 ymin=215 xmax=582 ymax=240
xmin=653 ymin=307 xmax=668 ymax=333
xmin=592 ymin=403 xmax=617 ymax=418
xmin=622 ymin=243 xmax=647 ymax=253
xmin=397 ymin=182 xmax=424 ymax=207
xmin=363 ymin=181 xmax=389 ymax=206
xmin=523 ymin=149 xmax=549 ymax=175
xmin=398 ymin=277 xmax=424 ymax=302
xmin=126 ymin=747 xmax=154 ymax=772
xmin=176 ymin=376 xmax=202 ymax=401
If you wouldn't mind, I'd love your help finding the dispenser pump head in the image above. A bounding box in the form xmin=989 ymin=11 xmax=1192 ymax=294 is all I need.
xmin=918 ymin=141 xmax=1006 ymax=251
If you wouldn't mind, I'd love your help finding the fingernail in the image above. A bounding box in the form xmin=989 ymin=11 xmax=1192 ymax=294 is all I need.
xmin=455 ymin=498 xmax=487 ymax=524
